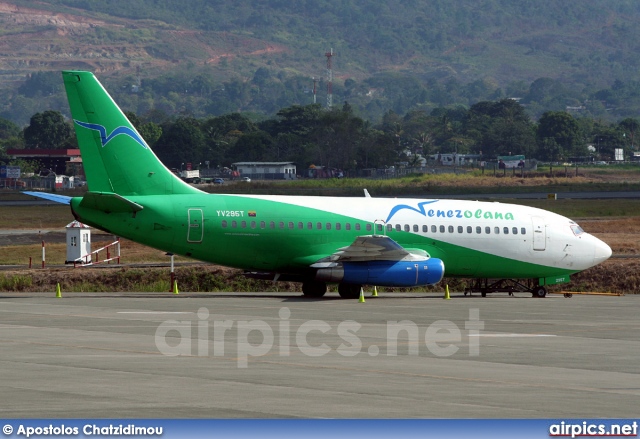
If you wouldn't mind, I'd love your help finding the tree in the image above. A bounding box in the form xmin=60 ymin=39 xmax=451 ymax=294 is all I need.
xmin=23 ymin=110 xmax=73 ymax=149
xmin=525 ymin=78 xmax=564 ymax=104
xmin=265 ymin=104 xmax=323 ymax=137
xmin=591 ymin=123 xmax=626 ymax=160
xmin=536 ymin=111 xmax=583 ymax=158
xmin=138 ymin=123 xmax=163 ymax=148
xmin=310 ymin=108 xmax=368 ymax=171
xmin=202 ymin=113 xmax=258 ymax=166
xmin=0 ymin=117 xmax=20 ymax=139
xmin=125 ymin=111 xmax=163 ymax=147
xmin=153 ymin=117 xmax=206 ymax=168
xmin=464 ymin=100 xmax=535 ymax=157
xmin=619 ymin=118 xmax=640 ymax=151
xmin=18 ymin=71 xmax=62 ymax=98
xmin=227 ymin=131 xmax=275 ymax=163
xmin=538 ymin=137 xmax=563 ymax=162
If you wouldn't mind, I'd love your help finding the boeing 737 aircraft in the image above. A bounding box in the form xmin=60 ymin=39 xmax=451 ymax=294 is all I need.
xmin=27 ymin=71 xmax=612 ymax=298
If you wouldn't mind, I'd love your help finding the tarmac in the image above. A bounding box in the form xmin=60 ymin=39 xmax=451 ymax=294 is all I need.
xmin=0 ymin=291 xmax=638 ymax=418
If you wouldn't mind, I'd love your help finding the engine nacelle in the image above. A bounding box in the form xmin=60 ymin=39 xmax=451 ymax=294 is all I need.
xmin=315 ymin=258 xmax=444 ymax=287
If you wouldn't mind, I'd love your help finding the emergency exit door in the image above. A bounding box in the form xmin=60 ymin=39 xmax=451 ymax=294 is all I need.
xmin=187 ymin=208 xmax=204 ymax=243
xmin=532 ymin=216 xmax=546 ymax=251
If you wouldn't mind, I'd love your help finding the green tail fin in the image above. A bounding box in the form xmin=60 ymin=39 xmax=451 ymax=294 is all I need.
xmin=62 ymin=70 xmax=200 ymax=196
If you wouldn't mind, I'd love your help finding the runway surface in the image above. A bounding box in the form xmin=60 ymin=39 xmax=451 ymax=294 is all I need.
xmin=0 ymin=291 xmax=638 ymax=418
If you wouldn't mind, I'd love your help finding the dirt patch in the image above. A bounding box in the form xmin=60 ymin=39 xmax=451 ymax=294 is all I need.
xmin=0 ymin=259 xmax=635 ymax=294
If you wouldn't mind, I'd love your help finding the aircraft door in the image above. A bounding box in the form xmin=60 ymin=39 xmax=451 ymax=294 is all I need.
xmin=187 ymin=208 xmax=204 ymax=243
xmin=532 ymin=216 xmax=546 ymax=251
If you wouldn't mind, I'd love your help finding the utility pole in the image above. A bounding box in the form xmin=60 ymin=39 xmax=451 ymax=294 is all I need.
xmin=312 ymin=77 xmax=318 ymax=104
xmin=325 ymin=48 xmax=334 ymax=109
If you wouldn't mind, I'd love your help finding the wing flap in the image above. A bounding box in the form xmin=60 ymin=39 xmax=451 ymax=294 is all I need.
xmin=311 ymin=235 xmax=429 ymax=267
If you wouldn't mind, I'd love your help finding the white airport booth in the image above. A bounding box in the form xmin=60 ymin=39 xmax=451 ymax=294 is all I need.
xmin=66 ymin=220 xmax=91 ymax=264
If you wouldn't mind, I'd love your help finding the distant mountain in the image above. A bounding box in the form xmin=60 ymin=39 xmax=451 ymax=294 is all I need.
xmin=2 ymin=0 xmax=640 ymax=124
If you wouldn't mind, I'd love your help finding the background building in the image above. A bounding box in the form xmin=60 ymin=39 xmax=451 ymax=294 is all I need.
xmin=232 ymin=162 xmax=297 ymax=180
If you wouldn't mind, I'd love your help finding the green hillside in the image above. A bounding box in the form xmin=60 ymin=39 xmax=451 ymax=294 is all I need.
xmin=2 ymin=0 xmax=640 ymax=124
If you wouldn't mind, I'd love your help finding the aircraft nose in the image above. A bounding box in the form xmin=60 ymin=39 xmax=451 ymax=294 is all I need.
xmin=594 ymin=239 xmax=612 ymax=264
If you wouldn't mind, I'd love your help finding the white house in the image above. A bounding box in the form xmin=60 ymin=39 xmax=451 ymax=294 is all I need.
xmin=65 ymin=220 xmax=91 ymax=264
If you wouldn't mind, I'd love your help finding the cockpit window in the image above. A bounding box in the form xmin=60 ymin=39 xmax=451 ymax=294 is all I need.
xmin=570 ymin=225 xmax=585 ymax=236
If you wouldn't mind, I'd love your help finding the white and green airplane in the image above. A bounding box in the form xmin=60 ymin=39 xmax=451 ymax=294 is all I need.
xmin=27 ymin=71 xmax=612 ymax=298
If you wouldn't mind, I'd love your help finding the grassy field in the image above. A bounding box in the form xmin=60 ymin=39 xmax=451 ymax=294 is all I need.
xmin=0 ymin=205 xmax=73 ymax=230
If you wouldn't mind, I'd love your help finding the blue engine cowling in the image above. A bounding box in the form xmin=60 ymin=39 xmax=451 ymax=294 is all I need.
xmin=315 ymin=258 xmax=445 ymax=287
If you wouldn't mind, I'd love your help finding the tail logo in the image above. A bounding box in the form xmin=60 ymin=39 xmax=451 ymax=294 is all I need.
xmin=74 ymin=120 xmax=149 ymax=149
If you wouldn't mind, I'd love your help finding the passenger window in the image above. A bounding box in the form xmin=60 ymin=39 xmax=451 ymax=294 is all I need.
xmin=387 ymin=224 xmax=393 ymax=232
xmin=431 ymin=225 xmax=437 ymax=233
xmin=298 ymin=222 xmax=303 ymax=229
xmin=326 ymin=223 xmax=331 ymax=230
xmin=396 ymin=224 xmax=402 ymax=231
xmin=485 ymin=226 xmax=491 ymax=234
xmin=413 ymin=225 xmax=419 ymax=232
xmin=458 ymin=226 xmax=463 ymax=233
xmin=377 ymin=224 xmax=383 ymax=232
xmin=336 ymin=223 xmax=341 ymax=231
xmin=521 ymin=227 xmax=526 ymax=235
xmin=251 ymin=221 xmax=256 ymax=229
xmin=288 ymin=221 xmax=294 ymax=229
xmin=260 ymin=221 xmax=266 ymax=229
xmin=503 ymin=227 xmax=509 ymax=234
xmin=512 ymin=227 xmax=518 ymax=235
xmin=279 ymin=221 xmax=285 ymax=229
xmin=241 ymin=221 xmax=247 ymax=228
xmin=440 ymin=225 xmax=445 ymax=233
xmin=467 ymin=226 xmax=472 ymax=233
xmin=232 ymin=220 xmax=237 ymax=228
xmin=476 ymin=226 xmax=482 ymax=234
xmin=355 ymin=223 xmax=361 ymax=231
xmin=366 ymin=224 xmax=372 ymax=231
xmin=345 ymin=223 xmax=351 ymax=231
xmin=422 ymin=225 xmax=428 ymax=233
xmin=222 ymin=220 xmax=227 ymax=228
xmin=307 ymin=222 xmax=313 ymax=230
xmin=270 ymin=221 xmax=275 ymax=229
xmin=494 ymin=226 xmax=500 ymax=234
xmin=317 ymin=222 xmax=322 ymax=230
xmin=404 ymin=224 xmax=410 ymax=232
xmin=448 ymin=225 xmax=454 ymax=233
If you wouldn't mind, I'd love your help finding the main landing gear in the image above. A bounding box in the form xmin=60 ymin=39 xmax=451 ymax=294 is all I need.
xmin=302 ymin=281 xmax=327 ymax=297
xmin=337 ymin=282 xmax=362 ymax=299
xmin=464 ymin=279 xmax=548 ymax=298
xmin=301 ymin=281 xmax=364 ymax=299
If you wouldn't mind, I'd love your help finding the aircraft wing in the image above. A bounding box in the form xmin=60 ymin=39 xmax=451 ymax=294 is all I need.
xmin=24 ymin=191 xmax=72 ymax=205
xmin=311 ymin=235 xmax=429 ymax=268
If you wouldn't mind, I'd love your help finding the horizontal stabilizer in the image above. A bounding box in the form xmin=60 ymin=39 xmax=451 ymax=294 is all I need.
xmin=79 ymin=191 xmax=143 ymax=214
xmin=24 ymin=191 xmax=72 ymax=205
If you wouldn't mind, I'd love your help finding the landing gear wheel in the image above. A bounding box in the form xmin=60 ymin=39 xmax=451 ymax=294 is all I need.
xmin=338 ymin=283 xmax=362 ymax=299
xmin=563 ymin=293 xmax=573 ymax=298
xmin=532 ymin=286 xmax=547 ymax=298
xmin=302 ymin=281 xmax=327 ymax=297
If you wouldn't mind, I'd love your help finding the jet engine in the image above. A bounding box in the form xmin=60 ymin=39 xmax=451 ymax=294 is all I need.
xmin=314 ymin=258 xmax=444 ymax=287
